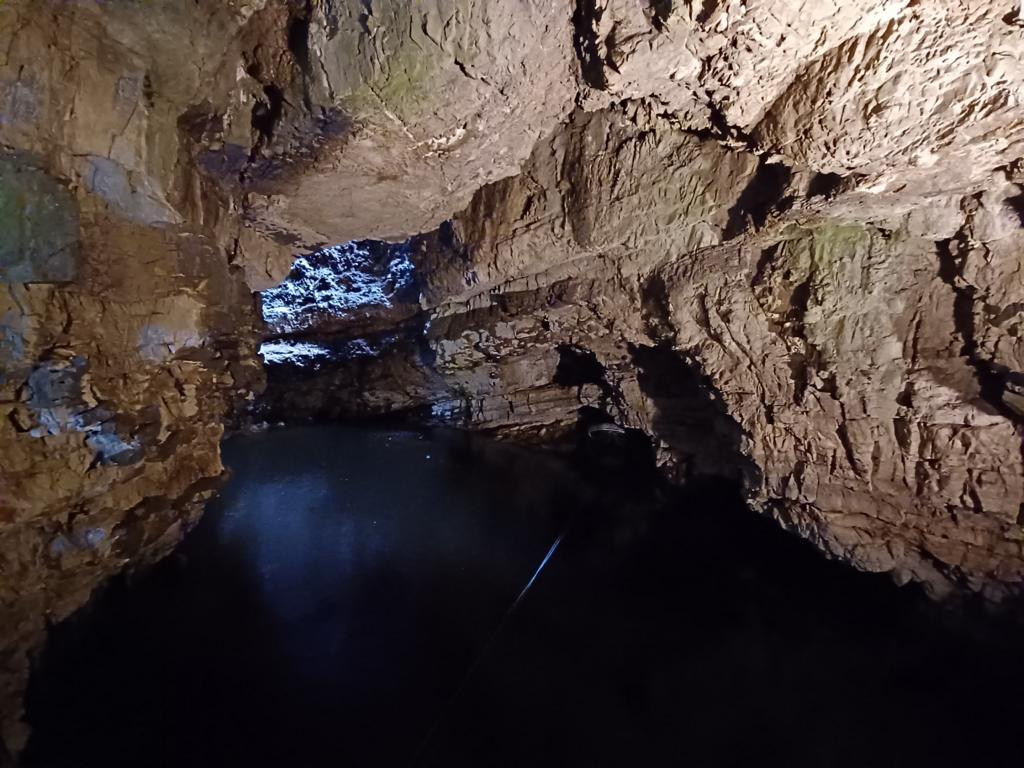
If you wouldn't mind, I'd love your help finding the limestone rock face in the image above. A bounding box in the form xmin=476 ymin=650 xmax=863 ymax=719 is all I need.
xmin=3 ymin=0 xmax=1024 ymax=761
xmin=0 ymin=3 xmax=270 ymax=757
xmin=264 ymin=105 xmax=1024 ymax=601
xmin=202 ymin=0 xmax=579 ymax=245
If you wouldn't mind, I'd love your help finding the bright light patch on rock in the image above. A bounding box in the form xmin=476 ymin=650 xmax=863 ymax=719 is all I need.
xmin=261 ymin=241 xmax=416 ymax=336
xmin=22 ymin=357 xmax=141 ymax=464
xmin=258 ymin=338 xmax=383 ymax=370
xmin=136 ymin=295 xmax=206 ymax=362
xmin=258 ymin=340 xmax=336 ymax=367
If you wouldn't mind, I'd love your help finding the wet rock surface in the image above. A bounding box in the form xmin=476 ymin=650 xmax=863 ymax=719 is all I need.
xmin=3 ymin=0 xmax=1024 ymax=759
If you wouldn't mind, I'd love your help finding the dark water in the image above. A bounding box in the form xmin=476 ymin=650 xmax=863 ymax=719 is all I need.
xmin=24 ymin=426 xmax=1024 ymax=768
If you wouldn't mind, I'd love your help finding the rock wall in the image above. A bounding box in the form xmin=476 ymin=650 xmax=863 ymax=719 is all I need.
xmin=0 ymin=2 xmax=267 ymax=758
xmin=3 ymin=0 xmax=1024 ymax=761
xmin=264 ymin=105 xmax=1024 ymax=601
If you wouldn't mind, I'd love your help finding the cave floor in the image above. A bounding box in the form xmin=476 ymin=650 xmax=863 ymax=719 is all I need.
xmin=23 ymin=425 xmax=1024 ymax=768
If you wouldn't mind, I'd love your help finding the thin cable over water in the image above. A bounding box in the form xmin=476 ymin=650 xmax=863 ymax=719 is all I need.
xmin=408 ymin=515 xmax=574 ymax=767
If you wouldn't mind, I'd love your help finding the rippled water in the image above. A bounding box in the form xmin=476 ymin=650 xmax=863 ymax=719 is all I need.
xmin=24 ymin=425 xmax=1024 ymax=768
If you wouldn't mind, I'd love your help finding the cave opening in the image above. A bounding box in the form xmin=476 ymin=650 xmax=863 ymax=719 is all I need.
xmin=253 ymin=238 xmax=438 ymax=426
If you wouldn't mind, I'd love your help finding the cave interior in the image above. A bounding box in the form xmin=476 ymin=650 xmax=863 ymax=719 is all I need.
xmin=3 ymin=1 xmax=1024 ymax=766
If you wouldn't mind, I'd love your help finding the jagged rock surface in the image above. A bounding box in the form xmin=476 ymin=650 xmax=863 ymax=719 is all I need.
xmin=265 ymin=106 xmax=1024 ymax=601
xmin=3 ymin=0 xmax=1024 ymax=761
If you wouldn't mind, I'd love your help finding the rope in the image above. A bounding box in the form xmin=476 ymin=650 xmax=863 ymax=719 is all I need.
xmin=407 ymin=513 xmax=575 ymax=767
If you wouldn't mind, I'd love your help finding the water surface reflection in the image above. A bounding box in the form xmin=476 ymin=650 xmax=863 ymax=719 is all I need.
xmin=24 ymin=425 xmax=1024 ymax=768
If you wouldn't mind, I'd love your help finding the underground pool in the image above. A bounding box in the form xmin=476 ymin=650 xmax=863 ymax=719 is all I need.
xmin=23 ymin=425 xmax=1024 ymax=768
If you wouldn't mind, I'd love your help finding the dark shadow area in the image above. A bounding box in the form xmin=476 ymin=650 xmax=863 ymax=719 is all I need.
xmin=807 ymin=171 xmax=846 ymax=199
xmin=631 ymin=342 xmax=761 ymax=487
xmin=725 ymin=160 xmax=794 ymax=239
xmin=553 ymin=344 xmax=606 ymax=387
xmin=23 ymin=425 xmax=1024 ymax=768
xmin=1005 ymin=191 xmax=1024 ymax=228
xmin=572 ymin=0 xmax=609 ymax=90
xmin=648 ymin=0 xmax=674 ymax=30
xmin=573 ymin=405 xmax=658 ymax=478
xmin=694 ymin=0 xmax=724 ymax=25
xmin=938 ymin=237 xmax=1024 ymax=425
xmin=416 ymin=471 xmax=1024 ymax=768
